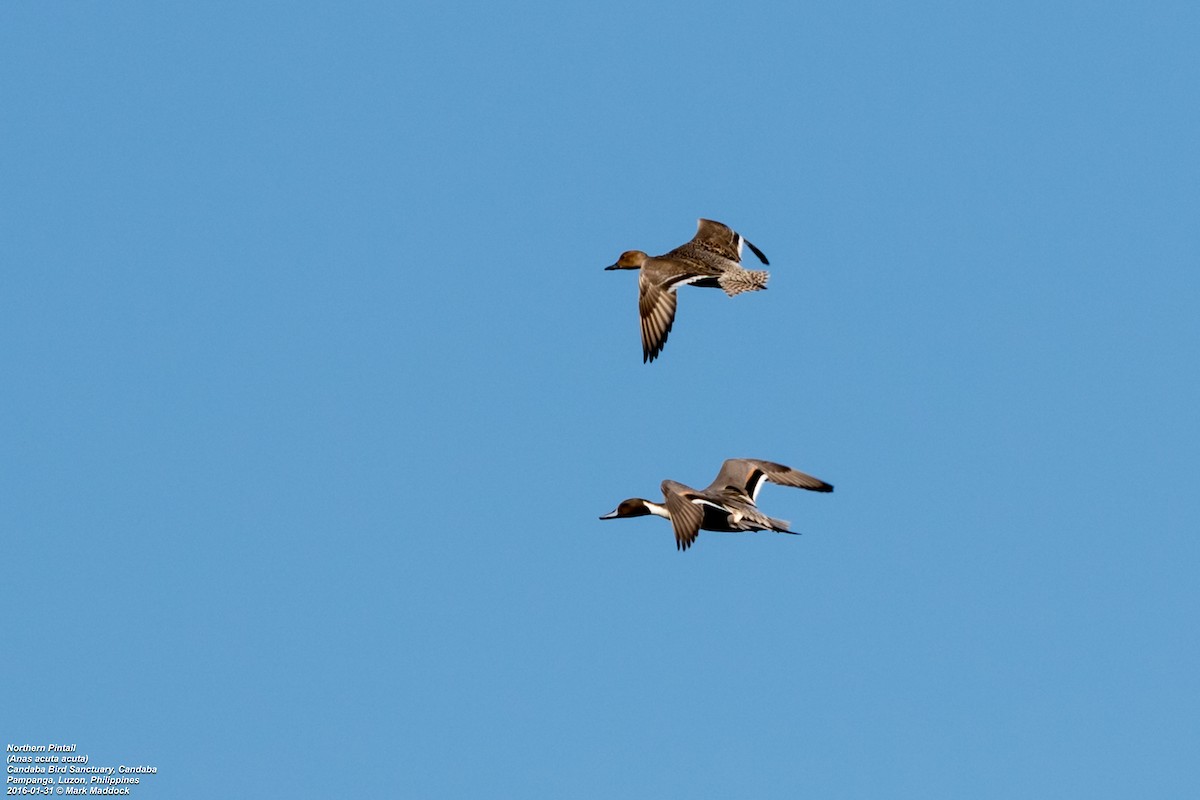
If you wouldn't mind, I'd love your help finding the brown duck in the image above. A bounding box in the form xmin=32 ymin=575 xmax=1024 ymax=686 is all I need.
xmin=605 ymin=219 xmax=770 ymax=362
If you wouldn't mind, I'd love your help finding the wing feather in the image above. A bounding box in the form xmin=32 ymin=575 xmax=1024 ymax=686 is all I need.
xmin=661 ymin=480 xmax=704 ymax=551
xmin=684 ymin=219 xmax=769 ymax=265
xmin=638 ymin=272 xmax=677 ymax=363
xmin=690 ymin=219 xmax=742 ymax=261
xmin=706 ymin=458 xmax=833 ymax=501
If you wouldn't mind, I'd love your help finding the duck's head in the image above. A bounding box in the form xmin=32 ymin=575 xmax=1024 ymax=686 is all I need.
xmin=599 ymin=498 xmax=653 ymax=519
xmin=605 ymin=250 xmax=648 ymax=270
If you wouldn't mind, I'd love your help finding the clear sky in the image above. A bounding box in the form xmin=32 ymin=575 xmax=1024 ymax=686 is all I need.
xmin=3 ymin=2 xmax=1198 ymax=797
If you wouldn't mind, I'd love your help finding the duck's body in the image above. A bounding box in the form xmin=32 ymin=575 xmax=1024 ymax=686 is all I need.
xmin=605 ymin=219 xmax=770 ymax=362
xmin=600 ymin=458 xmax=833 ymax=551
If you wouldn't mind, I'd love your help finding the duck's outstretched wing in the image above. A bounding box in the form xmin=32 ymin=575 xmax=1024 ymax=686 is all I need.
xmin=661 ymin=480 xmax=705 ymax=551
xmin=680 ymin=218 xmax=770 ymax=266
xmin=706 ymin=458 xmax=833 ymax=502
xmin=638 ymin=271 xmax=677 ymax=363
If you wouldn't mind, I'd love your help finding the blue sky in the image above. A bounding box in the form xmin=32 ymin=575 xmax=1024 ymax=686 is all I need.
xmin=3 ymin=1 xmax=1198 ymax=797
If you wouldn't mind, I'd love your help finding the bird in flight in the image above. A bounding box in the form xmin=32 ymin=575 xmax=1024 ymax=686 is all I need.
xmin=599 ymin=458 xmax=833 ymax=551
xmin=605 ymin=219 xmax=770 ymax=362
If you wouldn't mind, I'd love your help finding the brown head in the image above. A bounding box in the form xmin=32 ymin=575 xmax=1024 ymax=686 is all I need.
xmin=604 ymin=250 xmax=648 ymax=271
xmin=598 ymin=498 xmax=653 ymax=519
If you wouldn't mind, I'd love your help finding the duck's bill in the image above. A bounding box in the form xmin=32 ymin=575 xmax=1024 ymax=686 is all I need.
xmin=598 ymin=509 xmax=620 ymax=519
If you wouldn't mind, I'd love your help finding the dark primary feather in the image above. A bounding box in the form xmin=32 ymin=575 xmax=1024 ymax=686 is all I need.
xmin=638 ymin=273 xmax=677 ymax=363
xmin=705 ymin=458 xmax=834 ymax=501
xmin=744 ymin=238 xmax=769 ymax=265
xmin=661 ymin=480 xmax=704 ymax=551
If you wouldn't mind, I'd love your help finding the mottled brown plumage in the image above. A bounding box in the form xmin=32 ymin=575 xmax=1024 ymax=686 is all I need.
xmin=605 ymin=219 xmax=770 ymax=362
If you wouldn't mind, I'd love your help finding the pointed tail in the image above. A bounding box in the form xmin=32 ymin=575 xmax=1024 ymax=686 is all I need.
xmin=769 ymin=517 xmax=797 ymax=534
xmin=719 ymin=269 xmax=769 ymax=297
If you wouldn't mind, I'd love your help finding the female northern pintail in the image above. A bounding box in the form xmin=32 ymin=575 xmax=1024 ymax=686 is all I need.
xmin=599 ymin=458 xmax=833 ymax=551
xmin=605 ymin=219 xmax=770 ymax=363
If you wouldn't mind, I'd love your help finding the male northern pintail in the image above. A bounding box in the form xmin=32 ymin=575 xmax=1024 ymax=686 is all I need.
xmin=605 ymin=219 xmax=770 ymax=362
xmin=599 ymin=458 xmax=833 ymax=551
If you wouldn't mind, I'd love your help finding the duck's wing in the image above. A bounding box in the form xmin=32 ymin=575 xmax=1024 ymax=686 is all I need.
xmin=671 ymin=218 xmax=769 ymax=266
xmin=661 ymin=480 xmax=705 ymax=551
xmin=638 ymin=271 xmax=678 ymax=363
xmin=705 ymin=458 xmax=833 ymax=502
